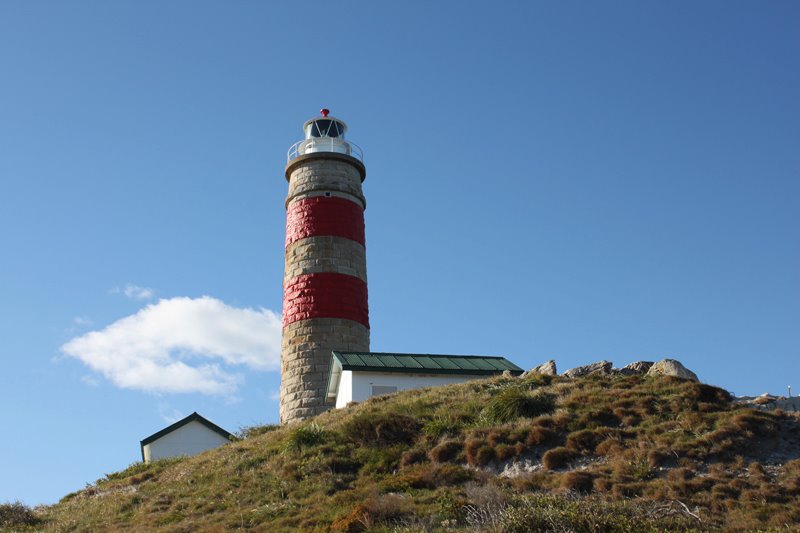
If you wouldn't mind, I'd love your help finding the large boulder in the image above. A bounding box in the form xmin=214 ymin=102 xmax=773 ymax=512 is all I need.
xmin=521 ymin=360 xmax=557 ymax=378
xmin=646 ymin=359 xmax=698 ymax=381
xmin=616 ymin=361 xmax=654 ymax=376
xmin=563 ymin=360 xmax=612 ymax=378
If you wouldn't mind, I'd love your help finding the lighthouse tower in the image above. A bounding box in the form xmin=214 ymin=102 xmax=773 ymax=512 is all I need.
xmin=280 ymin=109 xmax=369 ymax=424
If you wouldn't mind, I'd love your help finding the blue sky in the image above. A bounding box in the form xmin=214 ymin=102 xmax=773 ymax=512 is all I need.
xmin=1 ymin=1 xmax=798 ymax=505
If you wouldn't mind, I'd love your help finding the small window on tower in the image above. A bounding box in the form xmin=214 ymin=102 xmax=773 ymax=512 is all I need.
xmin=371 ymin=385 xmax=397 ymax=397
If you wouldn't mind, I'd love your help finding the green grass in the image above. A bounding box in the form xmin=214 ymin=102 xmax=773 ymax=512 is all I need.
xmin=27 ymin=374 xmax=800 ymax=531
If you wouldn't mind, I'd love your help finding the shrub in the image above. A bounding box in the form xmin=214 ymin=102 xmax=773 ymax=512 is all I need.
xmin=612 ymin=482 xmax=645 ymax=498
xmin=342 ymin=412 xmax=421 ymax=446
xmin=475 ymin=445 xmax=496 ymax=466
xmin=595 ymin=437 xmax=624 ymax=457
xmin=285 ymin=422 xmax=327 ymax=450
xmin=748 ymin=462 xmax=767 ymax=480
xmin=325 ymin=455 xmax=362 ymax=474
xmin=464 ymin=438 xmax=483 ymax=466
xmin=483 ymin=387 xmax=555 ymax=423
xmin=382 ymin=464 xmax=472 ymax=490
xmin=423 ymin=415 xmax=464 ymax=438
xmin=542 ymin=447 xmax=577 ymax=470
xmin=237 ymin=424 xmax=281 ymax=439
xmin=331 ymin=493 xmax=411 ymax=532
xmin=688 ymin=383 xmax=732 ymax=405
xmin=613 ymin=407 xmax=640 ymax=427
xmin=351 ymin=444 xmax=406 ymax=476
xmin=0 ymin=501 xmax=41 ymax=528
xmin=647 ymin=448 xmax=671 ymax=468
xmin=463 ymin=438 xmax=496 ymax=466
xmin=525 ymin=426 xmax=559 ymax=446
xmin=432 ymin=464 xmax=474 ymax=486
xmin=495 ymin=443 xmax=516 ymax=461
xmin=524 ymin=373 xmax=553 ymax=387
xmin=429 ymin=440 xmax=462 ymax=463
xmin=487 ymin=429 xmax=508 ymax=447
xmin=565 ymin=429 xmax=604 ymax=453
xmin=400 ymin=449 xmax=427 ymax=468
xmin=613 ymin=458 xmax=655 ymax=482
xmin=576 ymin=408 xmax=619 ymax=429
xmin=531 ymin=415 xmax=555 ymax=428
xmin=731 ymin=411 xmax=780 ymax=436
xmin=667 ymin=467 xmax=695 ymax=483
xmin=560 ymin=471 xmax=594 ymax=494
xmin=593 ymin=477 xmax=614 ymax=492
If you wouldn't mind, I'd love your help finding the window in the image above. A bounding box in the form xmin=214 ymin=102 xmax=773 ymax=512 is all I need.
xmin=309 ymin=119 xmax=344 ymax=138
xmin=371 ymin=385 xmax=397 ymax=397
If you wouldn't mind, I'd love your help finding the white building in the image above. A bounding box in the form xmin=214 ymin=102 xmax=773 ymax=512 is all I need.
xmin=140 ymin=412 xmax=232 ymax=463
xmin=326 ymin=351 xmax=524 ymax=408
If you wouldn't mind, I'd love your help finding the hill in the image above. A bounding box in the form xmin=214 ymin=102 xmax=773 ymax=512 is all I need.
xmin=7 ymin=373 xmax=800 ymax=532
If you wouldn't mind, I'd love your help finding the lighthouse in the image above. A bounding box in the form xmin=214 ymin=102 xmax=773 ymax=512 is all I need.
xmin=280 ymin=109 xmax=369 ymax=423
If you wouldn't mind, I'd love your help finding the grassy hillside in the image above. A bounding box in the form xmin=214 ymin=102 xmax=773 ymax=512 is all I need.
xmin=9 ymin=373 xmax=800 ymax=532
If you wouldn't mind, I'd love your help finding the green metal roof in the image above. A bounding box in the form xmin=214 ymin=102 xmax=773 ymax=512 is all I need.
xmin=331 ymin=351 xmax=523 ymax=376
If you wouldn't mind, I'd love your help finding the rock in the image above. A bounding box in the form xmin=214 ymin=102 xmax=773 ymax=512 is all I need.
xmin=616 ymin=361 xmax=654 ymax=376
xmin=774 ymin=397 xmax=799 ymax=412
xmin=563 ymin=360 xmax=612 ymax=378
xmin=735 ymin=394 xmax=798 ymax=412
xmin=645 ymin=359 xmax=698 ymax=381
xmin=753 ymin=393 xmax=778 ymax=405
xmin=521 ymin=360 xmax=557 ymax=378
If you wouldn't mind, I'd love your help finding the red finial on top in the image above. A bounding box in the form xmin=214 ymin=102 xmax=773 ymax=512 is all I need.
xmin=320 ymin=108 xmax=330 ymax=117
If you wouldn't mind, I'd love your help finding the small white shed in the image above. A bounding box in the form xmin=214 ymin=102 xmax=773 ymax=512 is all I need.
xmin=326 ymin=351 xmax=524 ymax=408
xmin=140 ymin=412 xmax=232 ymax=463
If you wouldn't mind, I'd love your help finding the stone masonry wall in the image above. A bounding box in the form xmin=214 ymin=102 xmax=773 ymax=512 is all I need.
xmin=286 ymin=158 xmax=365 ymax=208
xmin=284 ymin=237 xmax=367 ymax=283
xmin=280 ymin=318 xmax=369 ymax=422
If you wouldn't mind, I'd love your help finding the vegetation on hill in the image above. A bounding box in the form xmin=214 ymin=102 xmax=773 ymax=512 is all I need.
xmin=8 ymin=373 xmax=800 ymax=531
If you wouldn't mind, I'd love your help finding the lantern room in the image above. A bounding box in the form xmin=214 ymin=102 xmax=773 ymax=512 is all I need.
xmin=288 ymin=108 xmax=363 ymax=162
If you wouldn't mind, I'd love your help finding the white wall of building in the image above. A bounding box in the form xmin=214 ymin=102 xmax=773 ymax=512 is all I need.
xmin=335 ymin=370 xmax=354 ymax=408
xmin=335 ymin=371 xmax=478 ymax=408
xmin=142 ymin=420 xmax=230 ymax=463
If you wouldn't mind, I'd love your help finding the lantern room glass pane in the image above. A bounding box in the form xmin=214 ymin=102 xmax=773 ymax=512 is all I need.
xmin=308 ymin=119 xmax=345 ymax=138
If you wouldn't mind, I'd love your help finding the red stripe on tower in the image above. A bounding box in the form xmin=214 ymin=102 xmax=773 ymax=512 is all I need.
xmin=285 ymin=196 xmax=365 ymax=247
xmin=282 ymin=272 xmax=369 ymax=328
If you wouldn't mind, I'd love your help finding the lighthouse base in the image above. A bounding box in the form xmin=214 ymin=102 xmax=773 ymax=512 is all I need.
xmin=280 ymin=318 xmax=370 ymax=423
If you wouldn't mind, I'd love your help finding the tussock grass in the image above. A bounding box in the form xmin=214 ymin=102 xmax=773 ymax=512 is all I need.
xmin=482 ymin=386 xmax=556 ymax=423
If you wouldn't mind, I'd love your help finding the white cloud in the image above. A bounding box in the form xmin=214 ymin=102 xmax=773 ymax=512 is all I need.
xmin=61 ymin=296 xmax=282 ymax=396
xmin=80 ymin=375 xmax=100 ymax=387
xmin=123 ymin=284 xmax=156 ymax=301
xmin=73 ymin=316 xmax=93 ymax=326
xmin=157 ymin=403 xmax=185 ymax=424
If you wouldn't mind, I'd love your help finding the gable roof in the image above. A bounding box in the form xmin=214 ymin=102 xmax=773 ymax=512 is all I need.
xmin=326 ymin=351 xmax=523 ymax=403
xmin=140 ymin=412 xmax=232 ymax=461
